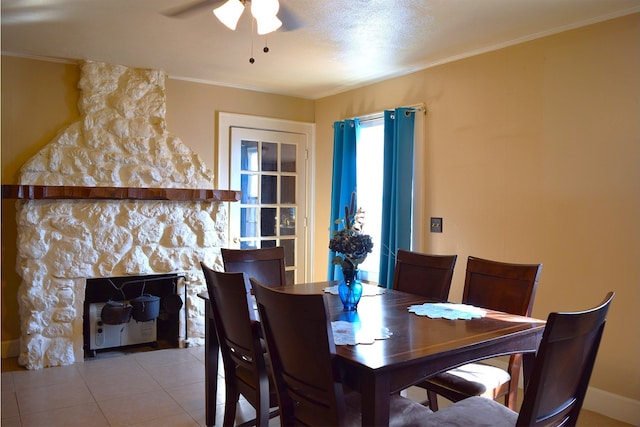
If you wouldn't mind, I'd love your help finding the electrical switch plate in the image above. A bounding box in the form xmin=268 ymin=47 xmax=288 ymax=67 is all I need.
xmin=430 ymin=217 xmax=443 ymax=233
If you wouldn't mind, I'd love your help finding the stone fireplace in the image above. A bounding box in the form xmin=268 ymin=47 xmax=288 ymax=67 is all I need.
xmin=12 ymin=61 xmax=229 ymax=369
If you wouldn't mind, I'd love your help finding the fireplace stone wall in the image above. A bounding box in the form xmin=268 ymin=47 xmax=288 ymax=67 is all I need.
xmin=14 ymin=61 xmax=225 ymax=369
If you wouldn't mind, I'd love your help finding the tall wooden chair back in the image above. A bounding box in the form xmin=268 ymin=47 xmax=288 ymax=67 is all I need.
xmin=251 ymin=278 xmax=344 ymax=426
xmin=392 ymin=250 xmax=457 ymax=301
xmin=420 ymin=292 xmax=615 ymax=427
xmin=422 ymin=256 xmax=543 ymax=410
xmin=250 ymin=278 xmax=434 ymax=426
xmin=462 ymin=256 xmax=542 ymax=316
xmin=200 ymin=263 xmax=278 ymax=426
xmin=221 ymin=246 xmax=287 ymax=290
xmin=516 ymin=291 xmax=614 ymax=426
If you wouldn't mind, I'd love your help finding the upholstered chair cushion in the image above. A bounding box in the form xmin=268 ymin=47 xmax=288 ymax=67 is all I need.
xmin=343 ymin=390 xmax=435 ymax=427
xmin=428 ymin=362 xmax=511 ymax=398
xmin=421 ymin=396 xmax=517 ymax=427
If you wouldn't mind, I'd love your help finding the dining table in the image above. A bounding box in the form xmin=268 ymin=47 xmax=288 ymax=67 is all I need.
xmin=198 ymin=281 xmax=546 ymax=427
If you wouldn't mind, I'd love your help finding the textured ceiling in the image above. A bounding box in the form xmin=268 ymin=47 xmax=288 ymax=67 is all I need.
xmin=2 ymin=0 xmax=639 ymax=99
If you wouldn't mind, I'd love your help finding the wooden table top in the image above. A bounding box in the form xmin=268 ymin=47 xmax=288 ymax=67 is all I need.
xmin=274 ymin=281 xmax=546 ymax=373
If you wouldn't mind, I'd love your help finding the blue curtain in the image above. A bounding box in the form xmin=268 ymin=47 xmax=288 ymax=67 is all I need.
xmin=379 ymin=108 xmax=416 ymax=288
xmin=328 ymin=119 xmax=358 ymax=280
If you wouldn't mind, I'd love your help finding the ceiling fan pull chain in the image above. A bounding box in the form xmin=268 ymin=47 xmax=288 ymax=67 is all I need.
xmin=263 ymin=34 xmax=269 ymax=53
xmin=249 ymin=16 xmax=256 ymax=64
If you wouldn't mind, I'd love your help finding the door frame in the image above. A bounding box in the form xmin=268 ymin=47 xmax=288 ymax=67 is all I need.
xmin=217 ymin=112 xmax=316 ymax=283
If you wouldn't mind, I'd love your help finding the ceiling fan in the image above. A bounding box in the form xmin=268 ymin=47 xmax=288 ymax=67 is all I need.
xmin=162 ymin=0 xmax=301 ymax=33
xmin=163 ymin=0 xmax=300 ymax=64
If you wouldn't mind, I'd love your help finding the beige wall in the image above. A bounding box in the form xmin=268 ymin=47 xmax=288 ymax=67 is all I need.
xmin=0 ymin=56 xmax=315 ymax=343
xmin=1 ymin=58 xmax=82 ymax=342
xmin=314 ymin=14 xmax=640 ymax=402
xmin=164 ymin=78 xmax=315 ymax=174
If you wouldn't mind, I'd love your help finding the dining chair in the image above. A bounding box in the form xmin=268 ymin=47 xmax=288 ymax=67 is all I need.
xmin=419 ymin=256 xmax=543 ymax=410
xmin=420 ymin=292 xmax=615 ymax=427
xmin=250 ymin=278 xmax=435 ymax=426
xmin=200 ymin=263 xmax=279 ymax=427
xmin=392 ymin=250 xmax=457 ymax=301
xmin=221 ymin=246 xmax=288 ymax=290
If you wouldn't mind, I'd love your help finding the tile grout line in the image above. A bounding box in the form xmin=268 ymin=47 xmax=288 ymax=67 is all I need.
xmin=80 ymin=362 xmax=114 ymax=426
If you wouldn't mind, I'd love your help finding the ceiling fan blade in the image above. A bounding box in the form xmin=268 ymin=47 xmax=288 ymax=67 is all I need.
xmin=278 ymin=2 xmax=302 ymax=32
xmin=161 ymin=0 xmax=225 ymax=18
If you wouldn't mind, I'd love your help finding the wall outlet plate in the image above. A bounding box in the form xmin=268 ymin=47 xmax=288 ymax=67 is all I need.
xmin=430 ymin=217 xmax=443 ymax=233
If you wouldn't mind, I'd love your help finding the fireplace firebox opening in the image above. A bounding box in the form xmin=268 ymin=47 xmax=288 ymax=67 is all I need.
xmin=83 ymin=273 xmax=184 ymax=358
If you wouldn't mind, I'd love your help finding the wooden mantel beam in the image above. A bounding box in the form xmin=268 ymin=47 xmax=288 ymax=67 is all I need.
xmin=1 ymin=185 xmax=241 ymax=202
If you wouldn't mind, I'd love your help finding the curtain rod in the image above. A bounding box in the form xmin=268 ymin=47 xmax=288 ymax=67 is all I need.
xmin=342 ymin=102 xmax=426 ymax=122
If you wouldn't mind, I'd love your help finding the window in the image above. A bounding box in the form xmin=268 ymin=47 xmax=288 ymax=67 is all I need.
xmin=330 ymin=107 xmax=423 ymax=286
xmin=356 ymin=117 xmax=384 ymax=284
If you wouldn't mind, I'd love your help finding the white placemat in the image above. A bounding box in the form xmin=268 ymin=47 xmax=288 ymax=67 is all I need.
xmin=323 ymin=284 xmax=386 ymax=296
xmin=331 ymin=320 xmax=393 ymax=345
xmin=408 ymin=303 xmax=487 ymax=320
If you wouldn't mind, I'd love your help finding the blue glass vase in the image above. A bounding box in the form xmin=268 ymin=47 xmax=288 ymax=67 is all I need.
xmin=338 ymin=268 xmax=363 ymax=311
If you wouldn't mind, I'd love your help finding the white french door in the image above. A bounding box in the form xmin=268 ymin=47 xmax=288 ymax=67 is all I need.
xmin=229 ymin=127 xmax=307 ymax=285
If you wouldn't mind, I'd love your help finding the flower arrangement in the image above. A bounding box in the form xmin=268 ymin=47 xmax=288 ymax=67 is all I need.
xmin=329 ymin=192 xmax=374 ymax=272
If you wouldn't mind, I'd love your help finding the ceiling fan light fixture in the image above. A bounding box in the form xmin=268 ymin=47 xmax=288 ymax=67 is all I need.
xmin=251 ymin=0 xmax=282 ymax=34
xmin=255 ymin=14 xmax=282 ymax=35
xmin=213 ymin=0 xmax=245 ymax=31
xmin=251 ymin=0 xmax=279 ymax=17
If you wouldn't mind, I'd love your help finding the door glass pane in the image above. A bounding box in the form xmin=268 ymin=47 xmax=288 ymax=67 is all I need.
xmin=285 ymin=271 xmax=294 ymax=286
xmin=241 ymin=240 xmax=259 ymax=250
xmin=241 ymin=140 xmax=259 ymax=171
xmin=261 ymin=175 xmax=277 ymax=204
xmin=283 ymin=237 xmax=295 ymax=285
xmin=281 ymin=239 xmax=295 ymax=267
xmin=240 ymin=174 xmax=259 ymax=204
xmin=260 ymin=208 xmax=277 ymax=237
xmin=240 ymin=208 xmax=259 ymax=238
xmin=262 ymin=142 xmax=277 ymax=171
xmin=281 ymin=144 xmax=296 ymax=172
xmin=261 ymin=240 xmax=276 ymax=248
xmin=281 ymin=176 xmax=296 ymax=204
xmin=280 ymin=207 xmax=295 ymax=236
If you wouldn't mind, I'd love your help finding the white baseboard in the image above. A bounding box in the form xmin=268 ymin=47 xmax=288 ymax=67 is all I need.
xmin=584 ymin=387 xmax=640 ymax=426
xmin=1 ymin=339 xmax=20 ymax=359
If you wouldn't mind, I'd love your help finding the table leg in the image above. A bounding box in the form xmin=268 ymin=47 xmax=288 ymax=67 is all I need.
xmin=204 ymin=301 xmax=219 ymax=427
xmin=360 ymin=372 xmax=391 ymax=426
xmin=522 ymin=351 xmax=536 ymax=391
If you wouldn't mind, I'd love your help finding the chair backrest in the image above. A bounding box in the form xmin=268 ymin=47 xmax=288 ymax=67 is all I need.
xmin=221 ymin=247 xmax=287 ymax=289
xmin=463 ymin=256 xmax=542 ymax=316
xmin=250 ymin=278 xmax=348 ymax=426
xmin=392 ymin=250 xmax=457 ymax=301
xmin=200 ymin=263 xmax=271 ymax=411
xmin=517 ymin=292 xmax=615 ymax=427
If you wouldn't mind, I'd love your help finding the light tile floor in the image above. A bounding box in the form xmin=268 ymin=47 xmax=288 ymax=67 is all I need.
xmin=1 ymin=346 xmax=632 ymax=426
xmin=1 ymin=346 xmax=245 ymax=427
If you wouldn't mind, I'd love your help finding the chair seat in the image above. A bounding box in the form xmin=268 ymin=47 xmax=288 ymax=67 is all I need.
xmin=342 ymin=389 xmax=434 ymax=427
xmin=421 ymin=396 xmax=517 ymax=427
xmin=426 ymin=362 xmax=511 ymax=399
